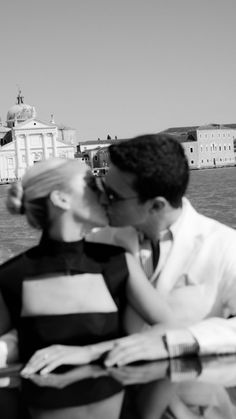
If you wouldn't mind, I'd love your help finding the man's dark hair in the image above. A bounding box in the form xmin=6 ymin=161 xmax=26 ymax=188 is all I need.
xmin=109 ymin=133 xmax=189 ymax=208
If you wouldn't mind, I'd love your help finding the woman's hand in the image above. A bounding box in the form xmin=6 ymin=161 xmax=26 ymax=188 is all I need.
xmin=21 ymin=339 xmax=116 ymax=376
xmin=21 ymin=344 xmax=95 ymax=376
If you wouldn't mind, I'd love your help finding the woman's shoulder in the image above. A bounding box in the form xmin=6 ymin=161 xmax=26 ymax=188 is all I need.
xmin=84 ymin=240 xmax=126 ymax=261
xmin=0 ymin=245 xmax=40 ymax=281
xmin=0 ymin=252 xmax=25 ymax=270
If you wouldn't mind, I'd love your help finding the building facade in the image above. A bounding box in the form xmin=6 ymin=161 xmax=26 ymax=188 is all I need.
xmin=76 ymin=126 xmax=236 ymax=172
xmin=0 ymin=92 xmax=76 ymax=181
xmin=164 ymin=124 xmax=236 ymax=169
xmin=75 ymin=138 xmax=114 ymax=175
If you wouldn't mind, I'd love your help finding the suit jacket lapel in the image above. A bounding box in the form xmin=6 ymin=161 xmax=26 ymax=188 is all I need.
xmin=155 ymin=199 xmax=205 ymax=294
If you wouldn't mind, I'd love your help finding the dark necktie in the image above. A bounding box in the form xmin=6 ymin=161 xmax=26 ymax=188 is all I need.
xmin=151 ymin=240 xmax=160 ymax=270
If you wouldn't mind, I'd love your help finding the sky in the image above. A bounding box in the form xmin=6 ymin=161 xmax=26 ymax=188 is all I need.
xmin=1 ymin=0 xmax=236 ymax=141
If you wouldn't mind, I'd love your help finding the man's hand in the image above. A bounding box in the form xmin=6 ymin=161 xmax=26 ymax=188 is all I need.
xmin=104 ymin=331 xmax=169 ymax=367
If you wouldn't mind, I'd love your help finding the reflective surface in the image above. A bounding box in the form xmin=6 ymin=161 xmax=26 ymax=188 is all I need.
xmin=1 ymin=355 xmax=236 ymax=418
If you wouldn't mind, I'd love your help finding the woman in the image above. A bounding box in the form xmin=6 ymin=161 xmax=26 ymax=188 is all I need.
xmin=0 ymin=158 xmax=175 ymax=375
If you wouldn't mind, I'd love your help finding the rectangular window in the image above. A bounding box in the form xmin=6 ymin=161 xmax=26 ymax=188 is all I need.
xmin=7 ymin=157 xmax=13 ymax=167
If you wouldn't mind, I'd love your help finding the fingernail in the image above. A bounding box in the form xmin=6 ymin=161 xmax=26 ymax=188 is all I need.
xmin=104 ymin=361 xmax=111 ymax=367
xmin=40 ymin=368 xmax=48 ymax=376
xmin=21 ymin=371 xmax=31 ymax=377
xmin=21 ymin=368 xmax=30 ymax=375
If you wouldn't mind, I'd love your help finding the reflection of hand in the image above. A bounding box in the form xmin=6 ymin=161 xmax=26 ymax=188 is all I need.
xmin=0 ymin=376 xmax=21 ymax=389
xmin=25 ymin=364 xmax=108 ymax=389
xmin=105 ymin=331 xmax=168 ymax=367
xmin=21 ymin=345 xmax=96 ymax=376
xmin=108 ymin=360 xmax=169 ymax=386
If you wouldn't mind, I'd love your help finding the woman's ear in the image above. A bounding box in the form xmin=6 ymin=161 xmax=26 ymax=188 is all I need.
xmin=49 ymin=190 xmax=71 ymax=210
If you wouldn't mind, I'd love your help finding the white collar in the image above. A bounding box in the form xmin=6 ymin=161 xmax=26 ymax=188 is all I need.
xmin=159 ymin=197 xmax=189 ymax=242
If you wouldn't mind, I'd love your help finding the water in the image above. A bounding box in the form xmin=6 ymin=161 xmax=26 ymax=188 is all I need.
xmin=0 ymin=166 xmax=235 ymax=263
xmin=186 ymin=166 xmax=236 ymax=228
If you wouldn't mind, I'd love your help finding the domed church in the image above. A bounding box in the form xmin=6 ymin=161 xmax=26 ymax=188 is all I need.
xmin=6 ymin=93 xmax=36 ymax=128
xmin=0 ymin=91 xmax=77 ymax=182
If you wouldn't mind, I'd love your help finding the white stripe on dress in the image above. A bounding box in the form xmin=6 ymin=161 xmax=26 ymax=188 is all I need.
xmin=21 ymin=273 xmax=118 ymax=316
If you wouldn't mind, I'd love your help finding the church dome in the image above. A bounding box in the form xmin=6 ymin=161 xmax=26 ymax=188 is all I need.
xmin=6 ymin=91 xmax=36 ymax=128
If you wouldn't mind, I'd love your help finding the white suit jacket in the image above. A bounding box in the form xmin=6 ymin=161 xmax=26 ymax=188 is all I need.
xmin=87 ymin=198 xmax=236 ymax=355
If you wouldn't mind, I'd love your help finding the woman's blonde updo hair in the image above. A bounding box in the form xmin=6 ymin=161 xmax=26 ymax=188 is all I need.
xmin=6 ymin=158 xmax=91 ymax=229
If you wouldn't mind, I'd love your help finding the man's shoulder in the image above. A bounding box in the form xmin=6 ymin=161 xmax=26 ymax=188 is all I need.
xmin=183 ymin=198 xmax=236 ymax=237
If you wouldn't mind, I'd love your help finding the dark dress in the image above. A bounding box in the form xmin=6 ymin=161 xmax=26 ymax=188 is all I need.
xmin=0 ymin=236 xmax=128 ymax=362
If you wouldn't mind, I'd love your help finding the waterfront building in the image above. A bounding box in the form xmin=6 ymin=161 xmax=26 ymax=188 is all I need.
xmin=76 ymin=126 xmax=236 ymax=172
xmin=163 ymin=124 xmax=236 ymax=169
xmin=77 ymin=138 xmax=114 ymax=154
xmin=0 ymin=92 xmax=76 ymax=181
xmin=75 ymin=137 xmax=115 ymax=174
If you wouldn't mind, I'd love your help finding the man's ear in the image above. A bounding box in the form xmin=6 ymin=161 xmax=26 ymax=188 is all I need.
xmin=49 ymin=190 xmax=71 ymax=210
xmin=150 ymin=197 xmax=166 ymax=213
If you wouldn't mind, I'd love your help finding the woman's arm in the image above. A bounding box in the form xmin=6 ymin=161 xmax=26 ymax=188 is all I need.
xmin=125 ymin=253 xmax=174 ymax=325
xmin=0 ymin=329 xmax=19 ymax=364
xmin=0 ymin=292 xmax=16 ymax=366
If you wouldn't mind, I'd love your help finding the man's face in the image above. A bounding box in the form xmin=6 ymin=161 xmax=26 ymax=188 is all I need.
xmin=102 ymin=163 xmax=151 ymax=228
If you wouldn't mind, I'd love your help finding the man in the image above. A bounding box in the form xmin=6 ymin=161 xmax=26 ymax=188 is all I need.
xmin=87 ymin=133 xmax=236 ymax=365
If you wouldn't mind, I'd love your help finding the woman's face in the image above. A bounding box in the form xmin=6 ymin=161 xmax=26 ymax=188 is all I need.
xmin=69 ymin=168 xmax=108 ymax=228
